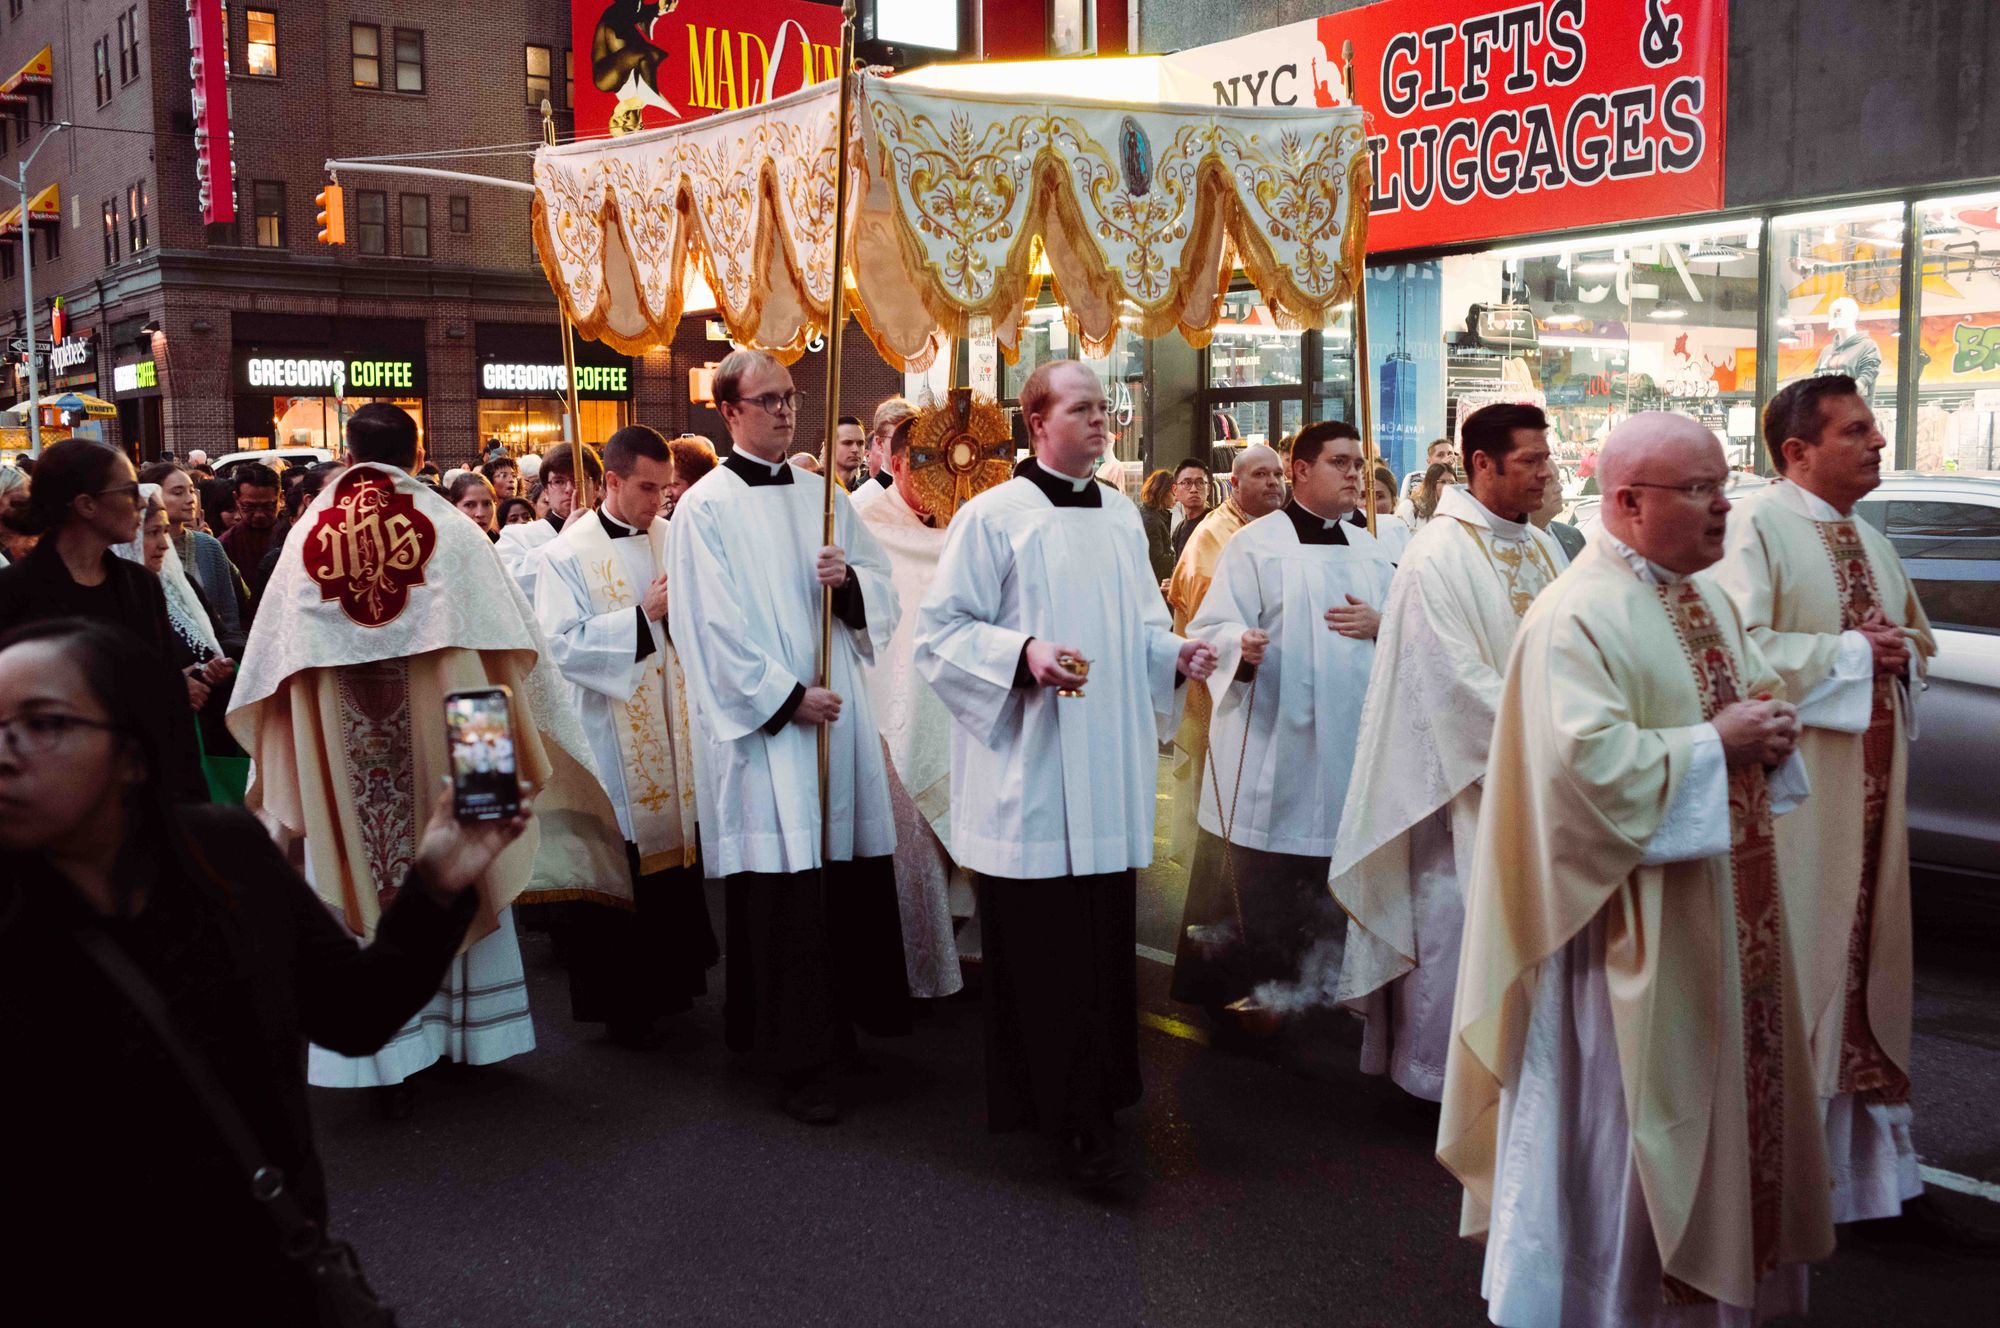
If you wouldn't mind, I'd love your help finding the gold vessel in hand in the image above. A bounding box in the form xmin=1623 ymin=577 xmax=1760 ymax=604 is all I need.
xmin=1056 ymin=653 xmax=1090 ymax=698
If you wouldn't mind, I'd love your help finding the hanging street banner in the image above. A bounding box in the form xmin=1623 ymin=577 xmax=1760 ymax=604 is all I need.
xmin=1165 ymin=0 xmax=1726 ymax=253
xmin=571 ymin=0 xmax=842 ymax=139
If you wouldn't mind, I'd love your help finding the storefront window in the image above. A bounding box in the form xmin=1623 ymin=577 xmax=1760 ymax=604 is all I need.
xmin=1439 ymin=219 xmax=1763 ymax=483
xmin=1202 ymin=288 xmax=1355 ymax=462
xmin=268 ymin=396 xmax=425 ymax=452
xmin=999 ymin=299 xmax=1147 ymax=484
xmin=476 ymin=398 xmax=628 ymax=455
xmin=1911 ymin=191 xmax=2000 ymax=474
xmin=1768 ymin=201 xmax=1904 ymax=455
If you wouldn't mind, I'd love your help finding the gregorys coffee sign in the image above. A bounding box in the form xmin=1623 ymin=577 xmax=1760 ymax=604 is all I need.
xmin=480 ymin=361 xmax=630 ymax=399
xmin=235 ymin=351 xmax=426 ymax=396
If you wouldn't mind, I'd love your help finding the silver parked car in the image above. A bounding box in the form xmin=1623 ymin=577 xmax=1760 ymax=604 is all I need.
xmin=1852 ymin=473 xmax=2000 ymax=883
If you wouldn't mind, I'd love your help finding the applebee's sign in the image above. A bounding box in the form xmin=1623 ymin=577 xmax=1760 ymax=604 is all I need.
xmin=188 ymin=0 xmax=235 ymax=225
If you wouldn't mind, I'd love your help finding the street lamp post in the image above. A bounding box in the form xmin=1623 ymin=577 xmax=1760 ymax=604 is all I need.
xmin=10 ymin=121 xmax=70 ymax=457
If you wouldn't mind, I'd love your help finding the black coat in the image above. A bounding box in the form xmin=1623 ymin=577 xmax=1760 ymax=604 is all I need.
xmin=0 ymin=806 xmax=477 ymax=1324
xmin=0 ymin=537 xmax=209 ymax=799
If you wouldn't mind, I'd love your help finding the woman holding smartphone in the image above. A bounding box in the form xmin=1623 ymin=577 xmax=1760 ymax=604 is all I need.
xmin=0 ymin=618 xmax=533 ymax=1324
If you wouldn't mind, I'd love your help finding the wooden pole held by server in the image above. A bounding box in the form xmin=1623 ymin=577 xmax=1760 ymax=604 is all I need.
xmin=816 ymin=1 xmax=860 ymax=868
xmin=543 ymin=98 xmax=592 ymax=513
xmin=1341 ymin=42 xmax=1378 ymax=535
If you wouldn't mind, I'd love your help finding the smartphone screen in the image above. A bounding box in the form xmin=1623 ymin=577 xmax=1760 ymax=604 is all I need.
xmin=445 ymin=687 xmax=520 ymax=822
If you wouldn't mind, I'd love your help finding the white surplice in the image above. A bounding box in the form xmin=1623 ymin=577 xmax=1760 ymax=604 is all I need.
xmin=495 ymin=515 xmax=562 ymax=603
xmin=914 ymin=469 xmax=1185 ymax=879
xmin=534 ymin=508 xmax=699 ymax=868
xmin=1330 ymin=485 xmax=1567 ymax=1100
xmin=666 ymin=456 xmax=899 ymax=876
xmin=859 ymin=484 xmax=964 ymax=998
xmin=1186 ymin=506 xmax=1394 ymax=856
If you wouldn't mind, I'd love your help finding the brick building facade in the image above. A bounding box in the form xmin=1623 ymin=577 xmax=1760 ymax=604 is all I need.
xmin=0 ymin=0 xmax=911 ymax=466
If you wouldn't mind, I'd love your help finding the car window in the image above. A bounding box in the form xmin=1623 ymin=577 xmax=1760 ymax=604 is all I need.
xmin=1875 ymin=498 xmax=2000 ymax=634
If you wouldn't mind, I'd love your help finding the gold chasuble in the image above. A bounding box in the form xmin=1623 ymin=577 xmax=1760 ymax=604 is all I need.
xmin=1712 ymin=482 xmax=1934 ymax=1105
xmin=568 ymin=514 xmax=699 ymax=874
xmin=229 ymin=466 xmax=628 ymax=947
xmin=1440 ymin=540 xmax=1831 ymax=1309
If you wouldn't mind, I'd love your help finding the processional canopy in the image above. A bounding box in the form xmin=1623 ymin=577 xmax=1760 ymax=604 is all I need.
xmin=530 ymin=59 xmax=1370 ymax=370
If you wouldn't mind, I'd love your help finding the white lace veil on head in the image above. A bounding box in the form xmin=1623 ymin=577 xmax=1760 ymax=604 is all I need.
xmin=114 ymin=482 xmax=225 ymax=658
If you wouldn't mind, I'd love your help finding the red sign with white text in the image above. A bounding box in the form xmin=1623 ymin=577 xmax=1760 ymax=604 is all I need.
xmin=1180 ymin=0 xmax=1726 ymax=253
xmin=571 ymin=0 xmax=842 ymax=139
xmin=188 ymin=0 xmax=235 ymax=224
xmin=1349 ymin=0 xmax=1724 ymax=250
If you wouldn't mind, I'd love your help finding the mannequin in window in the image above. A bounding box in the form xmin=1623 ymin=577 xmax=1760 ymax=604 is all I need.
xmin=1815 ymin=297 xmax=1882 ymax=402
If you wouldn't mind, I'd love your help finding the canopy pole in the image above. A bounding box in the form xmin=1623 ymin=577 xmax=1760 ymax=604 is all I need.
xmin=543 ymin=99 xmax=591 ymax=512
xmin=817 ymin=2 xmax=860 ymax=871
xmin=1342 ymin=43 xmax=1378 ymax=536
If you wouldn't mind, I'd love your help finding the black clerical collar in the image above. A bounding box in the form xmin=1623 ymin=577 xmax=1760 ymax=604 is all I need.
xmin=873 ymin=470 xmax=892 ymax=489
xmin=1017 ymin=457 xmax=1102 ymax=509
xmin=598 ymin=508 xmax=645 ymax=539
xmin=724 ymin=451 xmax=793 ymax=487
xmin=546 ymin=511 xmax=566 ymax=534
xmin=1285 ymin=498 xmax=1349 ymax=546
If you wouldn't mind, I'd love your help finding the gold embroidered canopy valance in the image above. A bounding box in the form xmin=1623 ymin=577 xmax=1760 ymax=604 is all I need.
xmin=532 ymin=62 xmax=1369 ymax=370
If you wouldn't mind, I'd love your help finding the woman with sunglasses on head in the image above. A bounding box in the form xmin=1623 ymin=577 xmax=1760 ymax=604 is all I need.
xmin=0 ymin=440 xmax=207 ymax=799
xmin=0 ymin=618 xmax=533 ymax=1324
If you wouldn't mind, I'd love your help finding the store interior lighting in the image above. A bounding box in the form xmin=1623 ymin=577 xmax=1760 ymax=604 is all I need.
xmin=1574 ymin=253 xmax=1625 ymax=276
xmin=1648 ymin=298 xmax=1689 ymax=320
xmin=1544 ymin=301 xmax=1585 ymax=327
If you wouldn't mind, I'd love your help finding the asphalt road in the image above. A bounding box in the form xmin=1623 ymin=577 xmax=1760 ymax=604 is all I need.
xmin=314 ymin=863 xmax=2000 ymax=1327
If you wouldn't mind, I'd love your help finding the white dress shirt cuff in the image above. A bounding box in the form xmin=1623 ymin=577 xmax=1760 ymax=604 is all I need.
xmin=1796 ymin=629 xmax=1875 ymax=733
xmin=1640 ymin=725 xmax=1732 ymax=865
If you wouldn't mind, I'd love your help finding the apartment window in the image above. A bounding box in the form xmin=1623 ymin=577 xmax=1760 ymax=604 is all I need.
xmin=0 ymin=247 xmax=13 ymax=281
xmin=40 ymin=224 xmax=59 ymax=263
xmin=127 ymin=181 xmax=149 ymax=251
xmin=393 ymin=29 xmax=424 ymax=94
xmin=351 ymin=24 xmax=380 ymax=89
xmin=563 ymin=50 xmax=573 ymax=109
xmin=399 ymin=193 xmax=430 ymax=258
xmin=7 ymin=0 xmax=22 ymax=19
xmin=245 ymin=10 xmax=279 ymax=77
xmin=252 ymin=180 xmax=285 ymax=248
xmin=449 ymin=194 xmax=470 ymax=234
xmin=355 ymin=189 xmax=387 ymax=255
xmin=525 ymin=45 xmax=551 ymax=107
xmin=117 ymin=7 xmax=142 ymax=85
xmin=94 ymin=38 xmax=113 ymax=106
xmin=103 ymin=200 xmax=121 ymax=265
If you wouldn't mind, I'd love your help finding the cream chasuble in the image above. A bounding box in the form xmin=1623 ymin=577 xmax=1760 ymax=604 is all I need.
xmin=229 ymin=465 xmax=628 ymax=944
xmin=914 ymin=473 xmax=1186 ymax=879
xmin=1163 ymin=499 xmax=1251 ymax=860
xmin=1186 ymin=508 xmax=1394 ymax=856
xmin=536 ymin=509 xmax=700 ymax=874
xmin=858 ymin=484 xmax=964 ymax=999
xmin=666 ymin=458 xmax=899 ymax=877
xmin=1712 ymin=481 xmax=1936 ymax=1221
xmin=1329 ymin=485 xmax=1566 ymax=1099
xmin=1440 ymin=539 xmax=1832 ymax=1314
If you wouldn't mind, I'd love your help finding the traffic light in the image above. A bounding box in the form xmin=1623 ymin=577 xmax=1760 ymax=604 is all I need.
xmin=315 ymin=183 xmax=345 ymax=245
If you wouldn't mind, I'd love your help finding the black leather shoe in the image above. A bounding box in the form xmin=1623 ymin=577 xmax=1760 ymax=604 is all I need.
xmin=1060 ymin=1131 xmax=1129 ymax=1195
xmin=781 ymin=1076 xmax=839 ymax=1125
xmin=1849 ymin=1193 xmax=2000 ymax=1255
xmin=608 ymin=1019 xmax=667 ymax=1051
xmin=371 ymin=1082 xmax=417 ymax=1121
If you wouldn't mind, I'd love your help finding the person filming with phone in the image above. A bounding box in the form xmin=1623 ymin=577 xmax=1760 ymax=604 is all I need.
xmin=0 ymin=618 xmax=534 ymax=1323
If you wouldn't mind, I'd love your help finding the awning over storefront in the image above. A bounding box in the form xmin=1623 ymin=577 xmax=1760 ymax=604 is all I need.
xmin=0 ymin=45 xmax=53 ymax=102
xmin=0 ymin=183 xmax=59 ymax=238
xmin=533 ymin=65 xmax=1369 ymax=371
